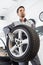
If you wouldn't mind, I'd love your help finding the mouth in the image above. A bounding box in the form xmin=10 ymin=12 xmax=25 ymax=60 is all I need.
xmin=21 ymin=14 xmax=25 ymax=18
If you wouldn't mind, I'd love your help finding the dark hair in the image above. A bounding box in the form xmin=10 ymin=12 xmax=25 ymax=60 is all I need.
xmin=17 ymin=6 xmax=25 ymax=13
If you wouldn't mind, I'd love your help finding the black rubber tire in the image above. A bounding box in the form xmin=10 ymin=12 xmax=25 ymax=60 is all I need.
xmin=6 ymin=25 xmax=40 ymax=62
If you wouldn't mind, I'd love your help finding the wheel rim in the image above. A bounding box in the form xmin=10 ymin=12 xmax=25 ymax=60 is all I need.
xmin=8 ymin=29 xmax=30 ymax=57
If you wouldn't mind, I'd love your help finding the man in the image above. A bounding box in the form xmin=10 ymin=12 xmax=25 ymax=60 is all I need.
xmin=3 ymin=6 xmax=41 ymax=65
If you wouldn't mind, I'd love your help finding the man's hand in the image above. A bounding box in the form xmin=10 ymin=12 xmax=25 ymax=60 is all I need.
xmin=8 ymin=33 xmax=15 ymax=41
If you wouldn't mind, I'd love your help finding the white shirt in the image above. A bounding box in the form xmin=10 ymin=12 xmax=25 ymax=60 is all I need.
xmin=14 ymin=19 xmax=35 ymax=29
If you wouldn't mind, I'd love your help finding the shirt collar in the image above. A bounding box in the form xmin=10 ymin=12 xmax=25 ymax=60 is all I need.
xmin=20 ymin=18 xmax=27 ymax=22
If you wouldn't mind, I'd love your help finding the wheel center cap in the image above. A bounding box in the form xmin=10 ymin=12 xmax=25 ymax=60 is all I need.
xmin=15 ymin=39 xmax=22 ymax=47
xmin=17 ymin=41 xmax=20 ymax=45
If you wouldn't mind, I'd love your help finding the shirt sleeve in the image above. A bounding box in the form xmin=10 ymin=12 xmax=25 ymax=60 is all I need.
xmin=28 ymin=19 xmax=35 ymax=29
xmin=3 ymin=22 xmax=15 ymax=36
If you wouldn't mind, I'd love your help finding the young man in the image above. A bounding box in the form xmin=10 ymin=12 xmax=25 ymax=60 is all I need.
xmin=3 ymin=6 xmax=41 ymax=65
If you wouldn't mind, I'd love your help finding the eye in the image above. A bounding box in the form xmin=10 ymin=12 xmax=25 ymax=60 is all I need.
xmin=20 ymin=10 xmax=22 ymax=12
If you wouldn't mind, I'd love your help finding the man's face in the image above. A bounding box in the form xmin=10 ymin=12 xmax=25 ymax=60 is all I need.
xmin=17 ymin=8 xmax=25 ymax=18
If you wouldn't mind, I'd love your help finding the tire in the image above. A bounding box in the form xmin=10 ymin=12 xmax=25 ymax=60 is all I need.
xmin=6 ymin=25 xmax=40 ymax=62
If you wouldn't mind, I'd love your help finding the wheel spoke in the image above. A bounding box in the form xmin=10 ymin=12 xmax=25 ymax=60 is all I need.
xmin=18 ymin=30 xmax=22 ymax=39
xmin=14 ymin=50 xmax=19 ymax=54
xmin=19 ymin=46 xmax=23 ymax=54
xmin=10 ymin=45 xmax=18 ymax=52
xmin=21 ymin=38 xmax=29 ymax=45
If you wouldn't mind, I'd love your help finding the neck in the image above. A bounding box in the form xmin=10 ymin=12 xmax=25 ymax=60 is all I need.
xmin=20 ymin=17 xmax=25 ymax=22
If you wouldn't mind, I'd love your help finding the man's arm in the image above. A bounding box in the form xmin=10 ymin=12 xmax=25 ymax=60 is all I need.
xmin=31 ymin=22 xmax=35 ymax=29
xmin=3 ymin=22 xmax=15 ymax=36
xmin=28 ymin=19 xmax=36 ymax=29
